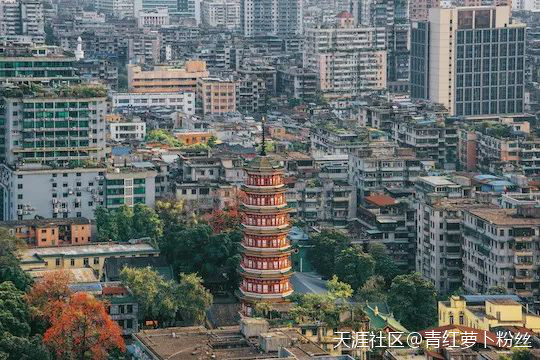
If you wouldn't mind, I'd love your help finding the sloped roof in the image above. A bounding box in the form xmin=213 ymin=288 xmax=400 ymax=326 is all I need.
xmin=245 ymin=155 xmax=282 ymax=172
xmin=365 ymin=194 xmax=396 ymax=207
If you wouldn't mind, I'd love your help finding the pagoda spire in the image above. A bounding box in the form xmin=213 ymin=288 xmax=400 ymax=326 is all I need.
xmin=260 ymin=116 xmax=267 ymax=156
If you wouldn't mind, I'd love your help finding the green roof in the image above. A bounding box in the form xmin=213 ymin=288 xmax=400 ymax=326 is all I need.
xmin=245 ymin=155 xmax=283 ymax=172
xmin=363 ymin=301 xmax=408 ymax=333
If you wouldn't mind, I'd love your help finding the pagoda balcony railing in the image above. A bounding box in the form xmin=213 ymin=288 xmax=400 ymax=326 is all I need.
xmin=240 ymin=265 xmax=292 ymax=274
xmin=239 ymin=288 xmax=293 ymax=299
xmin=242 ymin=223 xmax=291 ymax=230
xmin=241 ymin=244 xmax=291 ymax=252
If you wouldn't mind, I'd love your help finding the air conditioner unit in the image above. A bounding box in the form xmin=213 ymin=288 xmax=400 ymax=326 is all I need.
xmin=68 ymin=191 xmax=73 ymax=195
xmin=53 ymin=208 xmax=58 ymax=213
xmin=17 ymin=210 xmax=23 ymax=215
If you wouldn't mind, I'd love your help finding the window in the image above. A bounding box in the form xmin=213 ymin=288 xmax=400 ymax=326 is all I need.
xmin=83 ymin=258 xmax=89 ymax=266
xmin=93 ymin=257 xmax=99 ymax=265
xmin=126 ymin=319 xmax=133 ymax=329
xmin=119 ymin=305 xmax=125 ymax=314
xmin=55 ymin=258 xmax=60 ymax=267
xmin=127 ymin=305 xmax=133 ymax=313
xmin=70 ymin=259 xmax=75 ymax=266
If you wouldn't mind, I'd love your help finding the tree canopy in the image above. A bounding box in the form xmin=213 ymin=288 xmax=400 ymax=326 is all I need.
xmin=387 ymin=272 xmax=437 ymax=331
xmin=95 ymin=205 xmax=163 ymax=243
xmin=0 ymin=230 xmax=32 ymax=291
xmin=334 ymin=246 xmax=375 ymax=291
xmin=120 ymin=267 xmax=212 ymax=327
xmin=308 ymin=230 xmax=350 ymax=279
xmin=43 ymin=292 xmax=125 ymax=360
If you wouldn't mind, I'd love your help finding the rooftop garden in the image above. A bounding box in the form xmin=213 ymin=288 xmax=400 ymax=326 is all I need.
xmin=472 ymin=121 xmax=514 ymax=138
xmin=2 ymin=83 xmax=107 ymax=99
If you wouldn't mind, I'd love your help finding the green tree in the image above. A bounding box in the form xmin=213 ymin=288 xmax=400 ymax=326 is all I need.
xmin=132 ymin=204 xmax=163 ymax=242
xmin=0 ymin=230 xmax=32 ymax=291
xmin=0 ymin=282 xmax=50 ymax=360
xmin=94 ymin=207 xmax=118 ymax=242
xmin=327 ymin=275 xmax=353 ymax=300
xmin=146 ymin=129 xmax=182 ymax=147
xmin=334 ymin=246 xmax=375 ymax=291
xmin=487 ymin=285 xmax=507 ymax=295
xmin=387 ymin=273 xmax=437 ymax=331
xmin=120 ymin=267 xmax=212 ymax=326
xmin=357 ymin=275 xmax=387 ymax=303
xmin=368 ymin=243 xmax=400 ymax=285
xmin=120 ymin=267 xmax=177 ymax=326
xmin=308 ymin=230 xmax=351 ymax=278
xmin=207 ymin=136 xmax=217 ymax=148
xmin=512 ymin=350 xmax=532 ymax=360
xmin=176 ymin=273 xmax=213 ymax=325
xmin=114 ymin=205 xmax=134 ymax=242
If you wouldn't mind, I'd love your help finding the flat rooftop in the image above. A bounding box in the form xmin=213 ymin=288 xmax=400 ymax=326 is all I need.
xmin=468 ymin=208 xmax=540 ymax=226
xmin=0 ymin=217 xmax=91 ymax=227
xmin=418 ymin=176 xmax=457 ymax=186
xmin=20 ymin=242 xmax=158 ymax=262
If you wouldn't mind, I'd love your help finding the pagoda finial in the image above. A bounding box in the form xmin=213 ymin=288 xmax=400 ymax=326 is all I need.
xmin=260 ymin=116 xmax=267 ymax=156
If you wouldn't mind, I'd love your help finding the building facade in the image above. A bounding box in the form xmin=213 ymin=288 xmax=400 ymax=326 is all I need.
xmin=127 ymin=61 xmax=209 ymax=93
xmin=238 ymin=154 xmax=293 ymax=315
xmin=411 ymin=6 xmax=526 ymax=117
xmin=240 ymin=0 xmax=302 ymax=37
xmin=0 ymin=0 xmax=44 ymax=43
xmin=111 ymin=91 xmax=195 ymax=115
xmin=201 ymin=0 xmax=240 ymax=29
xmin=197 ymin=77 xmax=237 ymax=115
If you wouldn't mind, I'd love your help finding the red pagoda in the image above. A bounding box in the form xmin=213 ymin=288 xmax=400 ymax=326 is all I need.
xmin=238 ymin=129 xmax=293 ymax=316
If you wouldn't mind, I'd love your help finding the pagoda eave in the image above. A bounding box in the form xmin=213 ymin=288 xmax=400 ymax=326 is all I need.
xmin=241 ymin=206 xmax=293 ymax=214
xmin=242 ymin=185 xmax=287 ymax=194
xmin=236 ymin=289 xmax=294 ymax=302
xmin=239 ymin=244 xmax=293 ymax=256
xmin=238 ymin=267 xmax=293 ymax=278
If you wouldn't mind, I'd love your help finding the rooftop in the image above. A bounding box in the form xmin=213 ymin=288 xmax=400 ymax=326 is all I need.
xmin=20 ymin=242 xmax=159 ymax=263
xmin=365 ymin=194 xmax=396 ymax=207
xmin=0 ymin=217 xmax=91 ymax=227
xmin=3 ymin=83 xmax=107 ymax=99
xmin=418 ymin=176 xmax=457 ymax=187
xmin=468 ymin=208 xmax=540 ymax=226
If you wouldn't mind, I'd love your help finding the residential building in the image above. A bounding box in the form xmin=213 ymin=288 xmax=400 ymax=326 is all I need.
xmin=0 ymin=0 xmax=44 ymax=44
xmin=108 ymin=117 xmax=146 ymax=142
xmin=127 ymin=61 xmax=209 ymax=93
xmin=286 ymin=169 xmax=357 ymax=228
xmin=95 ymin=0 xmax=142 ymax=19
xmin=415 ymin=176 xmax=473 ymax=293
xmin=0 ymin=44 xmax=78 ymax=85
xmin=127 ymin=30 xmax=161 ymax=64
xmin=411 ymin=6 xmax=526 ymax=117
xmin=76 ymin=58 xmax=119 ymax=89
xmin=201 ymin=0 xmax=240 ymax=30
xmin=173 ymin=130 xmax=212 ymax=145
xmin=102 ymin=285 xmax=139 ymax=336
xmin=303 ymin=12 xmax=387 ymax=108
xmin=356 ymin=194 xmax=416 ymax=272
xmin=141 ymin=0 xmax=177 ymax=14
xmin=236 ymin=75 xmax=266 ymax=114
xmin=439 ymin=295 xmax=540 ymax=332
xmin=276 ymin=67 xmax=318 ymax=101
xmin=0 ymin=165 xmax=104 ymax=221
xmin=111 ymin=91 xmax=195 ymax=115
xmin=392 ymin=115 xmax=459 ymax=169
xmin=311 ymin=125 xmax=385 ymax=156
xmin=0 ymin=217 xmax=92 ymax=247
xmin=197 ymin=77 xmax=237 ymax=115
xmin=240 ymin=0 xmax=303 ymax=38
xmin=348 ymin=143 xmax=425 ymax=199
xmin=462 ymin=205 xmax=540 ymax=310
xmin=103 ymin=166 xmax=157 ymax=209
xmin=1 ymin=86 xmax=107 ymax=166
xmin=18 ymin=242 xmax=160 ymax=277
xmin=409 ymin=0 xmax=440 ymax=21
xmin=177 ymin=0 xmax=202 ymax=23
xmin=136 ymin=8 xmax=170 ymax=28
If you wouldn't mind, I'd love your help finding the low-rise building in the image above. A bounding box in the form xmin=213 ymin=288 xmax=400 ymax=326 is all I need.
xmin=127 ymin=61 xmax=209 ymax=93
xmin=439 ymin=295 xmax=540 ymax=332
xmin=111 ymin=91 xmax=195 ymax=115
xmin=276 ymin=67 xmax=317 ymax=101
xmin=108 ymin=117 xmax=146 ymax=142
xmin=104 ymin=165 xmax=157 ymax=209
xmin=173 ymin=130 xmax=212 ymax=145
xmin=19 ymin=242 xmax=160 ymax=278
xmin=137 ymin=8 xmax=170 ymax=28
xmin=0 ymin=217 xmax=92 ymax=247
xmin=102 ymin=285 xmax=139 ymax=336
xmin=197 ymin=77 xmax=237 ymax=115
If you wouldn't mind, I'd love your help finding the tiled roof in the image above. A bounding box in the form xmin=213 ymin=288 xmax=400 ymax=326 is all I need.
xmin=365 ymin=194 xmax=396 ymax=207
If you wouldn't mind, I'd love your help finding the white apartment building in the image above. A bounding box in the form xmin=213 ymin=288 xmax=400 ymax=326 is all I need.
xmin=111 ymin=92 xmax=195 ymax=115
xmin=137 ymin=8 xmax=170 ymax=28
xmin=201 ymin=0 xmax=240 ymax=30
xmin=240 ymin=0 xmax=303 ymax=37
xmin=303 ymin=12 xmax=387 ymax=108
xmin=96 ymin=0 xmax=142 ymax=19
xmin=109 ymin=120 xmax=146 ymax=142
xmin=462 ymin=206 xmax=540 ymax=310
xmin=0 ymin=0 xmax=44 ymax=43
xmin=415 ymin=176 xmax=470 ymax=293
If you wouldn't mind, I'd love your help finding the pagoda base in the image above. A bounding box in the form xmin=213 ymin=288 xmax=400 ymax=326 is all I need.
xmin=235 ymin=289 xmax=294 ymax=316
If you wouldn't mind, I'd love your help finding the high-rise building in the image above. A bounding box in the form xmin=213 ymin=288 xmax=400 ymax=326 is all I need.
xmin=96 ymin=0 xmax=142 ymax=18
xmin=197 ymin=77 xmax=237 ymax=114
xmin=0 ymin=0 xmax=44 ymax=43
xmin=238 ymin=147 xmax=293 ymax=316
xmin=352 ymin=0 xmax=410 ymax=92
xmin=201 ymin=0 xmax=240 ymax=30
xmin=0 ymin=44 xmax=78 ymax=85
xmin=1 ymin=85 xmax=107 ymax=166
xmin=408 ymin=0 xmax=440 ymax=21
xmin=240 ymin=0 xmax=302 ymax=38
xmin=303 ymin=11 xmax=387 ymax=108
xmin=141 ymin=0 xmax=177 ymax=14
xmin=178 ymin=0 xmax=201 ymax=22
xmin=411 ymin=6 xmax=526 ymax=117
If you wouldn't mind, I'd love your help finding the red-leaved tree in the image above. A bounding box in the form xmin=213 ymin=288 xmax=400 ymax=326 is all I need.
xmin=43 ymin=292 xmax=125 ymax=360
